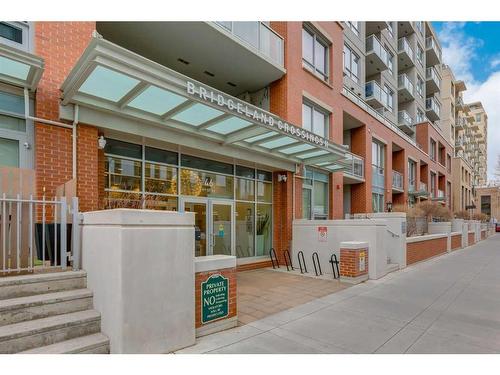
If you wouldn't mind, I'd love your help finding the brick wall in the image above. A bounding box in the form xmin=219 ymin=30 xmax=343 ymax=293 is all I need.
xmin=468 ymin=232 xmax=475 ymax=246
xmin=406 ymin=236 xmax=447 ymax=265
xmin=272 ymin=171 xmax=293 ymax=265
xmin=34 ymin=22 xmax=98 ymax=210
xmin=236 ymin=260 xmax=272 ymax=272
xmin=340 ymin=247 xmax=368 ymax=278
xmin=194 ymin=267 xmax=237 ymax=329
xmin=451 ymin=234 xmax=462 ymax=250
xmin=481 ymin=230 xmax=486 ymax=240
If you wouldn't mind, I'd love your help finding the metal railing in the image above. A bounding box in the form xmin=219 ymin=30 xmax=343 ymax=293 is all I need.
xmin=365 ymin=80 xmax=387 ymax=106
xmin=215 ymin=21 xmax=284 ymax=66
xmin=392 ymin=170 xmax=403 ymax=190
xmin=343 ymin=151 xmax=365 ymax=179
xmin=366 ymin=35 xmax=389 ymax=66
xmin=438 ymin=190 xmax=445 ymax=198
xmin=397 ymin=37 xmax=414 ymax=62
xmin=426 ymin=36 xmax=442 ymax=60
xmin=398 ymin=74 xmax=414 ymax=95
xmin=1 ymin=195 xmax=80 ymax=275
xmin=341 ymin=86 xmax=418 ymax=148
xmin=426 ymin=67 xmax=441 ymax=87
xmin=426 ymin=96 xmax=441 ymax=117
xmin=420 ymin=182 xmax=427 ymax=192
xmin=398 ymin=110 xmax=414 ymax=128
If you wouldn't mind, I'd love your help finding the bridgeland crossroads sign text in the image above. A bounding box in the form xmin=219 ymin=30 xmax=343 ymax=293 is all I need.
xmin=186 ymin=81 xmax=329 ymax=147
xmin=201 ymin=274 xmax=229 ymax=324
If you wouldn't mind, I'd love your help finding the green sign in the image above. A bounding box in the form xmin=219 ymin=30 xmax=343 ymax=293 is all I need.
xmin=201 ymin=274 xmax=229 ymax=324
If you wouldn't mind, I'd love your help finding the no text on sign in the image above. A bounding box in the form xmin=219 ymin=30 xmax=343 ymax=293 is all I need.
xmin=201 ymin=274 xmax=229 ymax=324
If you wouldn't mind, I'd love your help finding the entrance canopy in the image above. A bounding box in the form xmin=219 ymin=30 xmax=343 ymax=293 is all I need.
xmin=61 ymin=37 xmax=348 ymax=172
xmin=0 ymin=43 xmax=44 ymax=90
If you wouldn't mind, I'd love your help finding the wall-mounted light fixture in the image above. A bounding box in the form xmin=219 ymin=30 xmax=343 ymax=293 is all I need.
xmin=278 ymin=174 xmax=288 ymax=183
xmin=98 ymin=135 xmax=106 ymax=150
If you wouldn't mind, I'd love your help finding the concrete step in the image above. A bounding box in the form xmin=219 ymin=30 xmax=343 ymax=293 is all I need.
xmin=0 ymin=309 xmax=101 ymax=353
xmin=20 ymin=333 xmax=110 ymax=354
xmin=0 ymin=271 xmax=87 ymax=300
xmin=0 ymin=289 xmax=93 ymax=327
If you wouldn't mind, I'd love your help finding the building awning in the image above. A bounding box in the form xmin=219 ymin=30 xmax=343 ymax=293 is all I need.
xmin=0 ymin=43 xmax=44 ymax=90
xmin=60 ymin=36 xmax=348 ymax=172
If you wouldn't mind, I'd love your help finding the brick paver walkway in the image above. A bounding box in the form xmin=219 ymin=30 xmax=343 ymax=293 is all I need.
xmin=237 ymin=268 xmax=348 ymax=325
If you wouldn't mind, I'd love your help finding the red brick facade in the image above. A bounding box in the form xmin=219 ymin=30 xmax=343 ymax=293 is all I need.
xmin=451 ymin=234 xmax=462 ymax=250
xmin=406 ymin=236 xmax=447 ymax=265
xmin=194 ymin=267 xmax=237 ymax=329
xmin=340 ymin=247 xmax=368 ymax=278
xmin=468 ymin=232 xmax=475 ymax=246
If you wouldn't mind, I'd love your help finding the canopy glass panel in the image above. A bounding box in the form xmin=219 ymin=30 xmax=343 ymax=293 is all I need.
xmin=171 ymin=103 xmax=223 ymax=125
xmin=128 ymin=85 xmax=187 ymax=115
xmin=79 ymin=66 xmax=140 ymax=102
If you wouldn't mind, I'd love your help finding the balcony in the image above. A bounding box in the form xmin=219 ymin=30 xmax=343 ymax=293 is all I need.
xmin=392 ymin=170 xmax=404 ymax=192
xmin=426 ymin=67 xmax=441 ymax=95
xmin=96 ymin=21 xmax=285 ymax=96
xmin=455 ymin=96 xmax=464 ymax=109
xmin=343 ymin=151 xmax=365 ymax=183
xmin=365 ymin=81 xmax=387 ymax=109
xmin=398 ymin=73 xmax=414 ymax=102
xmin=425 ymin=96 xmax=441 ymax=121
xmin=409 ymin=180 xmax=416 ymax=192
xmin=455 ymin=117 xmax=466 ymax=129
xmin=426 ymin=36 xmax=442 ymax=66
xmin=397 ymin=37 xmax=414 ymax=69
xmin=433 ymin=189 xmax=446 ymax=202
xmin=455 ymin=137 xmax=464 ymax=150
xmin=397 ymin=21 xmax=415 ymax=38
xmin=365 ymin=22 xmax=388 ymax=36
xmin=365 ymin=35 xmax=389 ymax=76
xmin=398 ymin=110 xmax=415 ymax=135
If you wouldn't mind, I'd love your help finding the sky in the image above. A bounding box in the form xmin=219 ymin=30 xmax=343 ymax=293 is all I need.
xmin=432 ymin=22 xmax=500 ymax=182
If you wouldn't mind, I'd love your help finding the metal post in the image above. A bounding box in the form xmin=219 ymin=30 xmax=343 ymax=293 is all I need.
xmin=54 ymin=196 xmax=58 ymax=267
xmin=42 ymin=195 xmax=46 ymax=266
xmin=2 ymin=193 xmax=6 ymax=272
xmin=16 ymin=194 xmax=21 ymax=272
xmin=60 ymin=197 xmax=67 ymax=270
xmin=71 ymin=197 xmax=80 ymax=270
xmin=29 ymin=195 xmax=33 ymax=271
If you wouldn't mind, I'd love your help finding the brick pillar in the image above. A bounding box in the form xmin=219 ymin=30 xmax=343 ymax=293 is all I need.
xmin=339 ymin=241 xmax=369 ymax=284
xmin=76 ymin=124 xmax=99 ymax=212
xmin=392 ymin=149 xmax=407 ymax=206
xmin=273 ymin=171 xmax=293 ymax=264
xmin=350 ymin=126 xmax=371 ymax=213
xmin=385 ymin=142 xmax=393 ymax=211
xmin=330 ymin=172 xmax=344 ymax=219
xmin=34 ymin=22 xmax=96 ymax=204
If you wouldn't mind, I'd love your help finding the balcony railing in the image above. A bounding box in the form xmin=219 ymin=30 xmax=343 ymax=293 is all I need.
xmin=366 ymin=35 xmax=389 ymax=66
xmin=392 ymin=170 xmax=403 ymax=190
xmin=438 ymin=190 xmax=445 ymax=198
xmin=397 ymin=37 xmax=414 ymax=63
xmin=215 ymin=22 xmax=284 ymax=66
xmin=343 ymin=151 xmax=365 ymax=179
xmin=398 ymin=110 xmax=413 ymax=128
xmin=409 ymin=180 xmax=416 ymax=192
xmin=420 ymin=182 xmax=427 ymax=192
xmin=426 ymin=96 xmax=441 ymax=117
xmin=426 ymin=66 xmax=441 ymax=86
xmin=365 ymin=80 xmax=388 ymax=108
xmin=398 ymin=74 xmax=414 ymax=96
xmin=426 ymin=36 xmax=442 ymax=61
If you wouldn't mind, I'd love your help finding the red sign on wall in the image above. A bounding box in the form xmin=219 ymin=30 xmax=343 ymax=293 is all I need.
xmin=318 ymin=226 xmax=328 ymax=242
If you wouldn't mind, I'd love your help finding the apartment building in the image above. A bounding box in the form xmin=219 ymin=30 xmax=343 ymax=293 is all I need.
xmin=342 ymin=21 xmax=451 ymax=213
xmin=0 ymin=21 xmax=457 ymax=267
xmin=475 ymin=185 xmax=500 ymax=221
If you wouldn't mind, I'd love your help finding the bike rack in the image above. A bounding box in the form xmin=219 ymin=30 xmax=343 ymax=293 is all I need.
xmin=269 ymin=247 xmax=279 ymax=269
xmin=297 ymin=250 xmax=307 ymax=274
xmin=312 ymin=252 xmax=322 ymax=276
xmin=329 ymin=253 xmax=340 ymax=279
xmin=284 ymin=249 xmax=294 ymax=271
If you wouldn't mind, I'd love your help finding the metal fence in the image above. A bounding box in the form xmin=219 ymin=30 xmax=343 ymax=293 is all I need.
xmin=406 ymin=216 xmax=428 ymax=237
xmin=0 ymin=194 xmax=80 ymax=275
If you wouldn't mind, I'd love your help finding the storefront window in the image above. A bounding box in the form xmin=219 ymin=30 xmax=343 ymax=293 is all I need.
xmin=105 ymin=156 xmax=141 ymax=192
xmin=145 ymin=163 xmax=177 ymax=195
xmin=236 ymin=177 xmax=255 ymax=201
xmin=105 ymin=191 xmax=143 ymax=209
xmin=256 ymin=204 xmax=272 ymax=256
xmin=256 ymin=181 xmax=272 ymax=202
xmin=235 ymin=202 xmax=254 ymax=258
xmin=144 ymin=195 xmax=178 ymax=211
xmin=180 ymin=168 xmax=233 ymax=199
xmin=299 ymin=168 xmax=329 ymax=219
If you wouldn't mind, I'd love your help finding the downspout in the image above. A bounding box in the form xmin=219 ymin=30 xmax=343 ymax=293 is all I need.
xmin=72 ymin=105 xmax=79 ymax=180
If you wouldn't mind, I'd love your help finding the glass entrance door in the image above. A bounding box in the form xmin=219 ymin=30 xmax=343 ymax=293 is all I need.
xmin=180 ymin=198 xmax=234 ymax=257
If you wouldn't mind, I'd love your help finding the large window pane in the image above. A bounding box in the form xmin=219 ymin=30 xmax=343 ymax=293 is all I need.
xmin=236 ymin=202 xmax=254 ymax=258
xmin=302 ymin=188 xmax=312 ymax=219
xmin=314 ymin=39 xmax=326 ymax=75
xmin=0 ymin=114 xmax=25 ymax=132
xmin=105 ymin=139 xmax=142 ymax=159
xmin=145 ymin=163 xmax=177 ymax=195
xmin=180 ymin=169 xmax=233 ymax=199
xmin=313 ymin=180 xmax=328 ymax=217
xmin=181 ymin=154 xmax=233 ymax=175
xmin=313 ymin=109 xmax=326 ymax=138
xmin=302 ymin=28 xmax=314 ymax=65
xmin=0 ymin=137 xmax=19 ymax=167
xmin=104 ymin=191 xmax=142 ymax=209
xmin=302 ymin=103 xmax=312 ymax=132
xmin=105 ymin=156 xmax=141 ymax=192
xmin=0 ymin=91 xmax=24 ymax=114
xmin=236 ymin=178 xmax=255 ymax=201
xmin=257 ymin=181 xmax=272 ymax=202
xmin=236 ymin=165 xmax=255 ymax=179
xmin=145 ymin=146 xmax=178 ymax=165
xmin=256 ymin=204 xmax=272 ymax=256
xmin=144 ymin=195 xmax=177 ymax=211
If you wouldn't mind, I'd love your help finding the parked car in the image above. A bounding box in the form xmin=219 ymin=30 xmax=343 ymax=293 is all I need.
xmin=496 ymin=223 xmax=500 ymax=232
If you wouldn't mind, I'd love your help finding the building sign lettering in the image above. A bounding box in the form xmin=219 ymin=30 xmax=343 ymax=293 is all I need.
xmin=187 ymin=81 xmax=329 ymax=147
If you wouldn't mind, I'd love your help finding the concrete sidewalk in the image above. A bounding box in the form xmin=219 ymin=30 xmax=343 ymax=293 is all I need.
xmin=177 ymin=234 xmax=500 ymax=354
